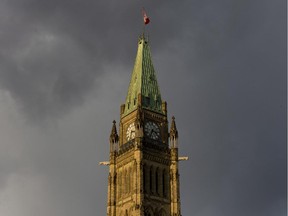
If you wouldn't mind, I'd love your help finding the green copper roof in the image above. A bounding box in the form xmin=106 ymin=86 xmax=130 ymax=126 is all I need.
xmin=123 ymin=35 xmax=162 ymax=116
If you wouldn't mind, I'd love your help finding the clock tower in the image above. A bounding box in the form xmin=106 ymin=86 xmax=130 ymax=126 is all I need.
xmin=106 ymin=34 xmax=182 ymax=216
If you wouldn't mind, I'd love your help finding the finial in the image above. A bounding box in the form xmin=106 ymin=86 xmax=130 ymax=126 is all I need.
xmin=170 ymin=116 xmax=178 ymax=139
xmin=110 ymin=120 xmax=119 ymax=144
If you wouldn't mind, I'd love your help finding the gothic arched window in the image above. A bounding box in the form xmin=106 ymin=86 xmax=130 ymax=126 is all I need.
xmin=150 ymin=166 xmax=153 ymax=194
xmin=118 ymin=171 xmax=122 ymax=198
xmin=124 ymin=169 xmax=128 ymax=194
xmin=127 ymin=168 xmax=130 ymax=194
xmin=162 ymin=169 xmax=166 ymax=197
xmin=155 ymin=168 xmax=159 ymax=195
xmin=129 ymin=167 xmax=133 ymax=194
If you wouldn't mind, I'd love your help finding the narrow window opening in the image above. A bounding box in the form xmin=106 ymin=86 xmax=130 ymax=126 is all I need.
xmin=127 ymin=169 xmax=130 ymax=194
xmin=156 ymin=169 xmax=159 ymax=194
xmin=163 ymin=170 xmax=166 ymax=197
xmin=150 ymin=166 xmax=153 ymax=193
xmin=143 ymin=165 xmax=146 ymax=193
xmin=119 ymin=172 xmax=122 ymax=198
xmin=124 ymin=170 xmax=128 ymax=195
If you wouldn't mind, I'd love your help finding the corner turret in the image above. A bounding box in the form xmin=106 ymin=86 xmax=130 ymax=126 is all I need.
xmin=170 ymin=116 xmax=179 ymax=148
xmin=109 ymin=120 xmax=119 ymax=152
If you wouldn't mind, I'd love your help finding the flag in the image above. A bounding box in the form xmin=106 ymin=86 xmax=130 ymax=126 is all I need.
xmin=142 ymin=8 xmax=150 ymax=25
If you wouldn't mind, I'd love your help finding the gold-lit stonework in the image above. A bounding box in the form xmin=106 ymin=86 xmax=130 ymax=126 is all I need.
xmin=105 ymin=35 xmax=183 ymax=216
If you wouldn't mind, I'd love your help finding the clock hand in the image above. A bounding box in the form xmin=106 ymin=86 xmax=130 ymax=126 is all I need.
xmin=150 ymin=129 xmax=154 ymax=137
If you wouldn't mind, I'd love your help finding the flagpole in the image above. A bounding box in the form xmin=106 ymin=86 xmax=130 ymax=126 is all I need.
xmin=142 ymin=7 xmax=145 ymax=39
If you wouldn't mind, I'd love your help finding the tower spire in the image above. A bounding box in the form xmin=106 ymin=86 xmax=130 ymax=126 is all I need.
xmin=123 ymin=36 xmax=162 ymax=116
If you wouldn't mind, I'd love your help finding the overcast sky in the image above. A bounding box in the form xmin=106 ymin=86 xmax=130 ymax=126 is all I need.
xmin=0 ymin=0 xmax=286 ymax=216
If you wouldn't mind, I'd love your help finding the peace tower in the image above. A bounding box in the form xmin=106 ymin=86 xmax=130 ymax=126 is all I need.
xmin=104 ymin=34 xmax=186 ymax=216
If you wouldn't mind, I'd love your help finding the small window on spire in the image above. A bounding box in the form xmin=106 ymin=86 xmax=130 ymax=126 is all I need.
xmin=146 ymin=97 xmax=150 ymax=105
xmin=134 ymin=98 xmax=136 ymax=105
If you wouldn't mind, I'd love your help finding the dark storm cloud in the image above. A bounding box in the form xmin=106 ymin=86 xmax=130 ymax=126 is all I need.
xmin=0 ymin=0 xmax=139 ymax=121
xmin=0 ymin=0 xmax=192 ymax=122
xmin=0 ymin=0 xmax=286 ymax=216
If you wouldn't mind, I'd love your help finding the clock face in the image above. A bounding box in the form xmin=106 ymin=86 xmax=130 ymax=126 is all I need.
xmin=126 ymin=123 xmax=135 ymax=141
xmin=144 ymin=121 xmax=160 ymax=140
